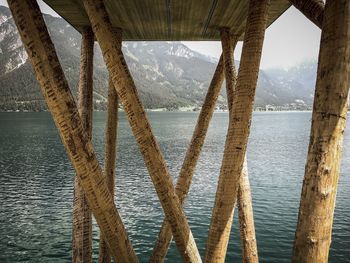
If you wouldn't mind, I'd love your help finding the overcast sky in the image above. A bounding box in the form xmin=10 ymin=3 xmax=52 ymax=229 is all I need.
xmin=184 ymin=7 xmax=321 ymax=69
xmin=0 ymin=0 xmax=321 ymax=69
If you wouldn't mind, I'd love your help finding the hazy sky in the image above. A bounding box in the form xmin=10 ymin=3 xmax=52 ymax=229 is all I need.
xmin=184 ymin=7 xmax=321 ymax=69
xmin=0 ymin=0 xmax=321 ymax=69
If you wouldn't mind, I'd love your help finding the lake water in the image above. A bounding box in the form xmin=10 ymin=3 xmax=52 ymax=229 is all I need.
xmin=0 ymin=111 xmax=349 ymax=262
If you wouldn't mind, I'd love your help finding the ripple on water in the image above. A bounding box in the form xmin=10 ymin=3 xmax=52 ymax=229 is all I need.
xmin=0 ymin=112 xmax=349 ymax=262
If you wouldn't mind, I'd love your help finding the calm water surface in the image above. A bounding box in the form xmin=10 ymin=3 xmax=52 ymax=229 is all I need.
xmin=0 ymin=111 xmax=349 ymax=262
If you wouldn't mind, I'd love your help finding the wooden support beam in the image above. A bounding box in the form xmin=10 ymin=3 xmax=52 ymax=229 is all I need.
xmin=220 ymin=28 xmax=237 ymax=114
xmin=237 ymin=160 xmax=258 ymax=263
xmin=7 ymin=1 xmax=138 ymax=262
xmin=149 ymin=55 xmax=225 ymax=262
xmin=72 ymin=26 xmax=94 ymax=263
xmin=221 ymin=28 xmax=258 ymax=263
xmin=81 ymin=0 xmax=201 ymax=262
xmin=98 ymin=77 xmax=119 ymax=263
xmin=204 ymin=0 xmax=269 ymax=262
xmin=292 ymin=1 xmax=350 ymax=262
xmin=98 ymin=29 xmax=121 ymax=263
xmin=288 ymin=0 xmax=324 ymax=29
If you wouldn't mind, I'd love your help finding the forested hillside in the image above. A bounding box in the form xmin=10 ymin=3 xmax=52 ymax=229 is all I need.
xmin=0 ymin=6 xmax=317 ymax=112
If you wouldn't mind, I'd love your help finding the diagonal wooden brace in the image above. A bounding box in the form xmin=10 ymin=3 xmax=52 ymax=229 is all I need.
xmin=98 ymin=29 xmax=122 ymax=263
xmin=149 ymin=55 xmax=225 ymax=262
xmin=220 ymin=28 xmax=237 ymax=114
xmin=221 ymin=28 xmax=259 ymax=263
xmin=72 ymin=26 xmax=94 ymax=263
xmin=237 ymin=160 xmax=259 ymax=263
xmin=81 ymin=0 xmax=201 ymax=262
xmin=205 ymin=0 xmax=270 ymax=262
xmin=288 ymin=0 xmax=324 ymax=29
xmin=98 ymin=79 xmax=119 ymax=263
xmin=7 ymin=0 xmax=138 ymax=262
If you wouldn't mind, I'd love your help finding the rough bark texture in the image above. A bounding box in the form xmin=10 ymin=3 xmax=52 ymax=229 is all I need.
xmin=204 ymin=0 xmax=269 ymax=262
xmin=237 ymin=161 xmax=259 ymax=263
xmin=82 ymin=0 xmax=201 ymax=262
xmin=220 ymin=28 xmax=237 ymax=115
xmin=98 ymin=78 xmax=118 ymax=263
xmin=149 ymin=55 xmax=225 ymax=263
xmin=7 ymin=1 xmax=138 ymax=262
xmin=292 ymin=1 xmax=350 ymax=262
xmin=98 ymin=30 xmax=121 ymax=263
xmin=72 ymin=26 xmax=93 ymax=263
xmin=221 ymin=28 xmax=259 ymax=263
xmin=288 ymin=0 xmax=324 ymax=29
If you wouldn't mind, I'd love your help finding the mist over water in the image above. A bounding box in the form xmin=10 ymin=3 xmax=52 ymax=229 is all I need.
xmin=0 ymin=111 xmax=349 ymax=262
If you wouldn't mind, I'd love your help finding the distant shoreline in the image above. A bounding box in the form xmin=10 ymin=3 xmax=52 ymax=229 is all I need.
xmin=0 ymin=109 xmax=317 ymax=113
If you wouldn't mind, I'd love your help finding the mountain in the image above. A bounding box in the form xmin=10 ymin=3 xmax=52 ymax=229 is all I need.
xmin=0 ymin=6 xmax=317 ymax=111
xmin=264 ymin=60 xmax=317 ymax=106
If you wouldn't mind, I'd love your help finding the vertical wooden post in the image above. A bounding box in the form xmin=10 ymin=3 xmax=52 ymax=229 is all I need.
xmin=150 ymin=55 xmax=225 ymax=262
xmin=237 ymin=160 xmax=258 ymax=263
xmin=292 ymin=1 xmax=350 ymax=262
xmin=205 ymin=0 xmax=269 ymax=262
xmin=97 ymin=78 xmax=118 ymax=263
xmin=98 ymin=78 xmax=118 ymax=263
xmin=220 ymin=28 xmax=237 ymax=115
xmin=220 ymin=28 xmax=258 ymax=263
xmin=288 ymin=0 xmax=324 ymax=29
xmin=7 ymin=1 xmax=138 ymax=262
xmin=82 ymin=0 xmax=201 ymax=261
xmin=98 ymin=30 xmax=121 ymax=263
xmin=72 ymin=26 xmax=94 ymax=263
xmin=104 ymin=78 xmax=118 ymax=197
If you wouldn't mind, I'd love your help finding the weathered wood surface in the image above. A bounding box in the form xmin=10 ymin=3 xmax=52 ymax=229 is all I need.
xmin=98 ymin=80 xmax=119 ymax=263
xmin=7 ymin=1 xmax=138 ymax=262
xmin=220 ymin=28 xmax=259 ymax=263
xmin=205 ymin=0 xmax=270 ymax=262
xmin=72 ymin=26 xmax=93 ymax=263
xmin=292 ymin=1 xmax=350 ymax=262
xmin=238 ymin=161 xmax=259 ymax=263
xmin=149 ymin=55 xmax=225 ymax=262
xmin=43 ymin=0 xmax=289 ymax=40
xmin=288 ymin=0 xmax=324 ymax=29
xmin=98 ymin=30 xmax=121 ymax=263
xmin=82 ymin=0 xmax=201 ymax=262
xmin=220 ymin=28 xmax=237 ymax=116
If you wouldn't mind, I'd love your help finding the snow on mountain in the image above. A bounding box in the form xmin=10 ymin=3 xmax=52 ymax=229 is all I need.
xmin=0 ymin=6 xmax=28 ymax=74
xmin=264 ymin=60 xmax=317 ymax=105
xmin=165 ymin=43 xmax=196 ymax=58
xmin=0 ymin=6 xmax=318 ymax=111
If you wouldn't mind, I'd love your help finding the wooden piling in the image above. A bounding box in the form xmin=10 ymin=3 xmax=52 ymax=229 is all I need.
xmin=72 ymin=26 xmax=94 ymax=263
xmin=288 ymin=0 xmax=324 ymax=29
xmin=292 ymin=1 xmax=350 ymax=262
xmin=82 ymin=0 xmax=201 ymax=261
xmin=98 ymin=76 xmax=119 ymax=263
xmin=237 ymin=161 xmax=258 ymax=263
xmin=150 ymin=55 xmax=225 ymax=262
xmin=98 ymin=29 xmax=121 ymax=263
xmin=220 ymin=28 xmax=259 ymax=263
xmin=7 ymin=1 xmax=138 ymax=262
xmin=220 ymin=28 xmax=237 ymax=115
xmin=205 ymin=0 xmax=269 ymax=262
